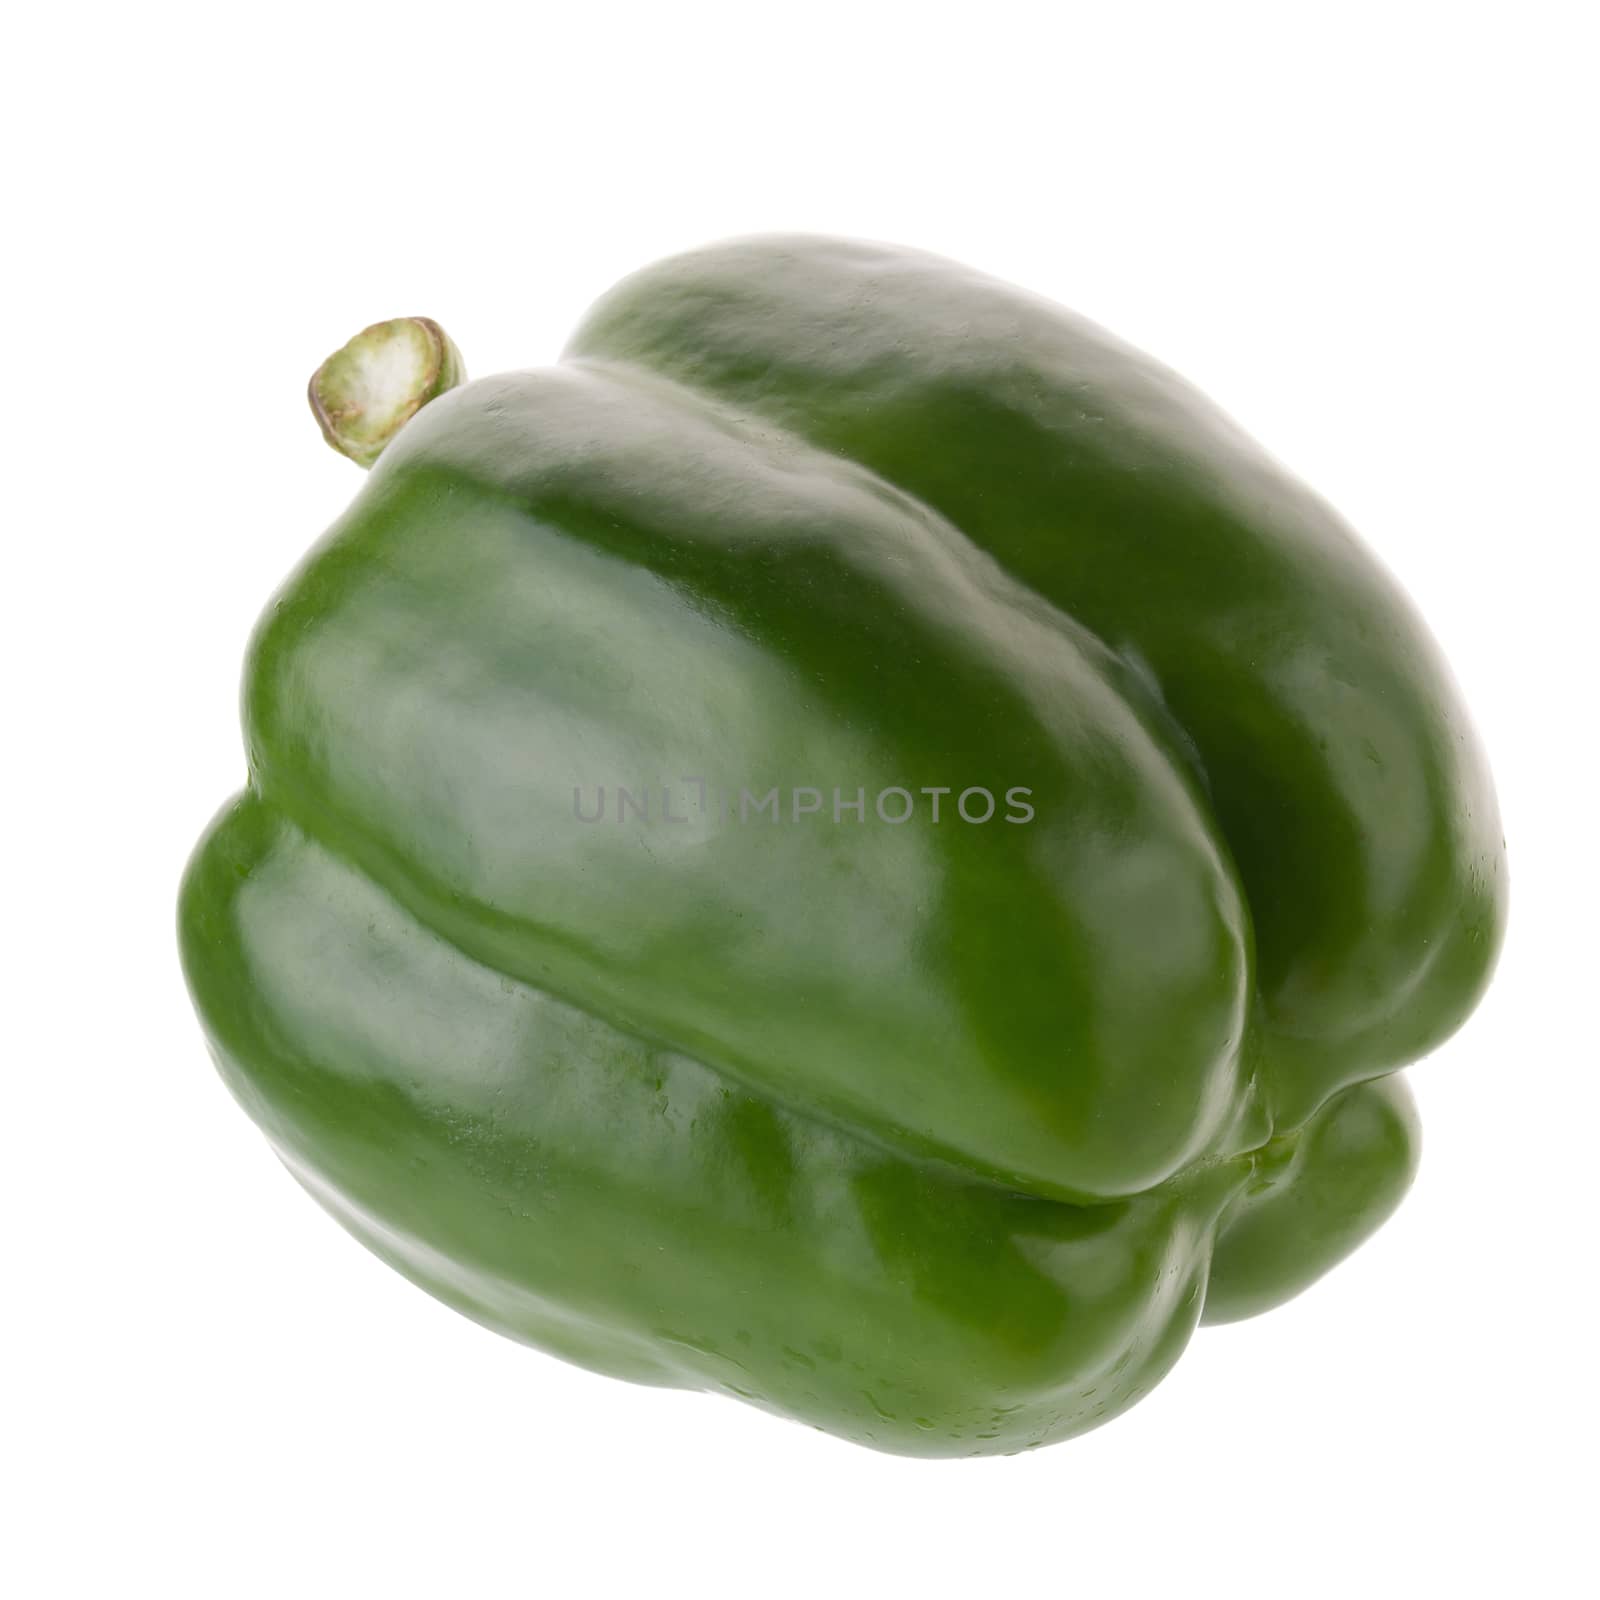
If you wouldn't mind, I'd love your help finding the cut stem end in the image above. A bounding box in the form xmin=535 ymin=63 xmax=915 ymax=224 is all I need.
xmin=308 ymin=316 xmax=465 ymax=467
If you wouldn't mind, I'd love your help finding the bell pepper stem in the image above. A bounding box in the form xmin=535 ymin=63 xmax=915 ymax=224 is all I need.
xmin=308 ymin=317 xmax=465 ymax=467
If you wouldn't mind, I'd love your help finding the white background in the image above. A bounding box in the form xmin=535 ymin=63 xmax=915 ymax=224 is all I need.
xmin=7 ymin=3 xmax=1596 ymax=1594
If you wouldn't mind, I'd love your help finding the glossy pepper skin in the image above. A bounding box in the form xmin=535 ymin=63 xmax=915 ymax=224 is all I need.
xmin=179 ymin=236 xmax=1504 ymax=1456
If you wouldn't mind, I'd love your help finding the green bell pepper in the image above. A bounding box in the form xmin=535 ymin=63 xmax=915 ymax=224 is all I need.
xmin=179 ymin=236 xmax=1504 ymax=1456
